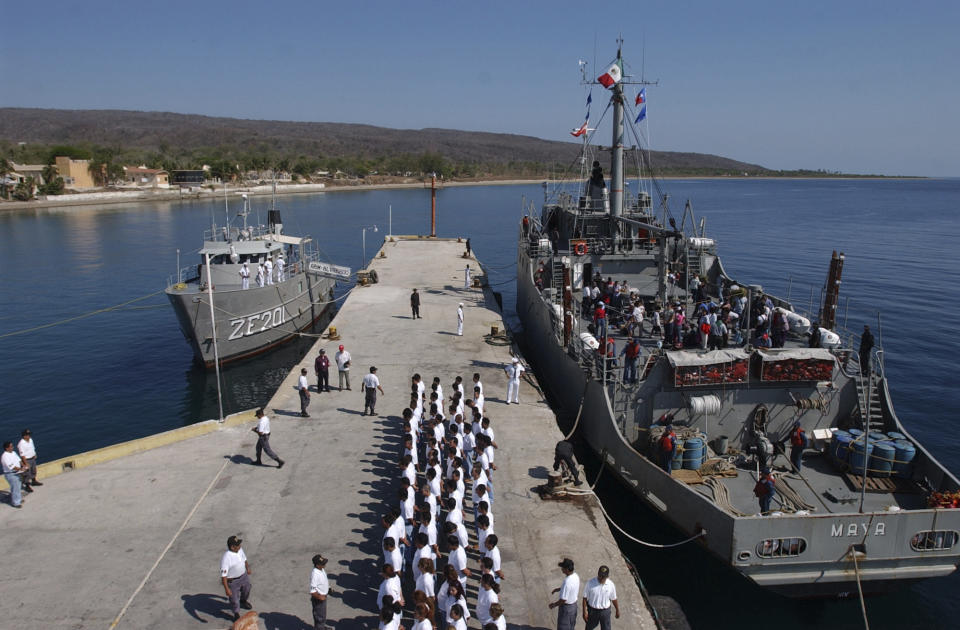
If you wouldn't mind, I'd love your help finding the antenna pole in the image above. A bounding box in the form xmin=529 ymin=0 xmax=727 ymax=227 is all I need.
xmin=430 ymin=175 xmax=438 ymax=237
xmin=205 ymin=253 xmax=225 ymax=423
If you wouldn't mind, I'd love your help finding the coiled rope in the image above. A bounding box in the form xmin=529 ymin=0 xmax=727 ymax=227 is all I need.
xmin=704 ymin=477 xmax=752 ymax=517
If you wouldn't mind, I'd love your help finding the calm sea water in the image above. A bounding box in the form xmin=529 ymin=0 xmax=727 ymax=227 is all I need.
xmin=1 ymin=178 xmax=958 ymax=628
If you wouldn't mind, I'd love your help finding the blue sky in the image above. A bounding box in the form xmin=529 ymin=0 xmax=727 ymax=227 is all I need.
xmin=2 ymin=0 xmax=957 ymax=176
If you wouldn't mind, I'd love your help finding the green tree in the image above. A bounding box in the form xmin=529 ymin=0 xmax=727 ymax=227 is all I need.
xmin=12 ymin=176 xmax=35 ymax=201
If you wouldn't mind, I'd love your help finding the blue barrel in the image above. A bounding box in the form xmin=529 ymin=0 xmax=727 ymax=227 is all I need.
xmin=849 ymin=428 xmax=864 ymax=439
xmin=682 ymin=437 xmax=704 ymax=470
xmin=672 ymin=438 xmax=685 ymax=468
xmin=849 ymin=439 xmax=874 ymax=476
xmin=830 ymin=430 xmax=853 ymax=466
xmin=892 ymin=439 xmax=917 ymax=479
xmin=869 ymin=441 xmax=896 ymax=478
xmin=887 ymin=431 xmax=906 ymax=441
xmin=869 ymin=431 xmax=888 ymax=442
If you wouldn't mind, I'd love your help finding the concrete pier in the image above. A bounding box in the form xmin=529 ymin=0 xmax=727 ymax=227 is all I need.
xmin=1 ymin=237 xmax=656 ymax=629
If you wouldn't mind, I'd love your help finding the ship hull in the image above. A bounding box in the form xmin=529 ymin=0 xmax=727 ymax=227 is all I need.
xmin=516 ymin=247 xmax=960 ymax=598
xmin=166 ymin=270 xmax=335 ymax=368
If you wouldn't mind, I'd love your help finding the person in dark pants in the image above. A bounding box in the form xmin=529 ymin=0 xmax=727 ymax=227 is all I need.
xmin=659 ymin=425 xmax=677 ymax=474
xmin=411 ymin=288 xmax=421 ymax=319
xmin=553 ymin=440 xmax=582 ymax=486
xmin=309 ymin=554 xmax=329 ymax=630
xmin=298 ymin=368 xmax=311 ymax=417
xmin=252 ymin=408 xmax=284 ymax=468
xmin=549 ymin=558 xmax=581 ymax=630
xmin=789 ymin=421 xmax=807 ymax=472
xmin=362 ymin=366 xmax=385 ymax=416
xmin=754 ymin=468 xmax=776 ymax=514
xmin=582 ymin=565 xmax=620 ymax=630
xmin=859 ymin=325 xmax=874 ymax=375
xmin=314 ymin=349 xmax=330 ymax=392
xmin=220 ymin=535 xmax=252 ymax=622
xmin=465 ymin=238 xmax=472 ymax=258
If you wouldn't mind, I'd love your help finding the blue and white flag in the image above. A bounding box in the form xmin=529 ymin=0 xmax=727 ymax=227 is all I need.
xmin=635 ymin=105 xmax=647 ymax=123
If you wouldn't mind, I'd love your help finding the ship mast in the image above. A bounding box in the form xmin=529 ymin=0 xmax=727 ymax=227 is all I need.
xmin=610 ymin=45 xmax=625 ymax=229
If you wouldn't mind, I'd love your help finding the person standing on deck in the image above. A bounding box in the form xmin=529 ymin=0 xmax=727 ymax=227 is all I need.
xmin=504 ymin=357 xmax=525 ymax=404
xmin=464 ymin=264 xmax=471 ymax=288
xmin=860 ymin=325 xmax=875 ymax=375
xmin=549 ymin=558 xmax=581 ymax=630
xmin=754 ymin=468 xmax=776 ymax=514
xmin=239 ymin=262 xmax=250 ymax=289
xmin=220 ymin=535 xmax=252 ymax=622
xmin=276 ymin=254 xmax=286 ymax=282
xmin=789 ymin=420 xmax=807 ymax=472
xmin=457 ymin=303 xmax=464 ymax=336
xmin=256 ymin=262 xmax=265 ymax=288
xmin=309 ymin=554 xmax=330 ymax=630
xmin=411 ymin=288 xmax=421 ymax=319
xmin=298 ymin=368 xmax=311 ymax=417
xmin=362 ymin=366 xmax=385 ymax=417
xmin=620 ymin=338 xmax=641 ymax=384
xmin=252 ymin=408 xmax=284 ymax=468
xmin=315 ymin=349 xmax=330 ymax=393
xmin=659 ymin=425 xmax=677 ymax=475
xmin=335 ymin=344 xmax=351 ymax=391
xmin=264 ymin=257 xmax=274 ymax=285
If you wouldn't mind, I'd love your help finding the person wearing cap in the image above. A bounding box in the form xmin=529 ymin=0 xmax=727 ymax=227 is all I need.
xmin=315 ymin=349 xmax=330 ymax=393
xmin=220 ymin=535 xmax=252 ymax=622
xmin=789 ymin=420 xmax=808 ymax=472
xmin=362 ymin=366 xmax=385 ymax=416
xmin=2 ymin=441 xmax=25 ymax=508
xmin=309 ymin=554 xmax=330 ymax=630
xmin=263 ymin=256 xmax=274 ymax=285
xmin=276 ymin=253 xmax=285 ymax=282
xmin=549 ymin=558 xmax=580 ymax=630
xmin=464 ymin=264 xmax=471 ymax=288
xmin=252 ymin=408 xmax=284 ymax=468
xmin=503 ymin=357 xmax=525 ymax=404
xmin=239 ymin=262 xmax=250 ymax=289
xmin=411 ymin=288 xmax=421 ymax=319
xmin=298 ymin=368 xmax=311 ymax=417
xmin=335 ymin=344 xmax=351 ymax=391
xmin=457 ymin=302 xmax=464 ymax=336
xmin=583 ymin=565 xmax=619 ymax=629
xmin=17 ymin=429 xmax=41 ymax=492
xmin=256 ymin=261 xmax=265 ymax=288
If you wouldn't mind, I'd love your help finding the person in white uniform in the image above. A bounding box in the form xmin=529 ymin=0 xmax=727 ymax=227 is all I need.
xmin=550 ymin=557 xmax=581 ymax=630
xmin=464 ymin=264 xmax=471 ymax=288
xmin=504 ymin=357 xmax=525 ymax=404
xmin=256 ymin=262 xmax=265 ymax=287
xmin=239 ymin=262 xmax=250 ymax=289
xmin=309 ymin=554 xmax=330 ymax=630
xmin=17 ymin=429 xmax=40 ymax=491
xmin=264 ymin=257 xmax=274 ymax=285
xmin=457 ymin=303 xmax=464 ymax=336
xmin=220 ymin=535 xmax=252 ymax=622
xmin=276 ymin=254 xmax=285 ymax=281
xmin=2 ymin=441 xmax=24 ymax=508
xmin=582 ymin=565 xmax=619 ymax=629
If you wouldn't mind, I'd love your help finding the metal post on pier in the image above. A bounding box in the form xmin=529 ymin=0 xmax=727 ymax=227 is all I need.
xmin=204 ymin=253 xmax=225 ymax=424
xmin=176 ymin=249 xmax=181 ymax=283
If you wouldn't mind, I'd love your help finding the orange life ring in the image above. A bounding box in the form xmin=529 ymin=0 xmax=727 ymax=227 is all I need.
xmin=573 ymin=241 xmax=588 ymax=256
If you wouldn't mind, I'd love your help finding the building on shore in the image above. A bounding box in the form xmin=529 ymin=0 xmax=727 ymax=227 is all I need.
xmin=54 ymin=156 xmax=95 ymax=189
xmin=123 ymin=165 xmax=170 ymax=188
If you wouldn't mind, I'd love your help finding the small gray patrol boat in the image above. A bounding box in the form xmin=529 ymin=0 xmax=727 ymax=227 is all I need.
xmin=515 ymin=44 xmax=960 ymax=597
xmin=166 ymin=192 xmax=347 ymax=368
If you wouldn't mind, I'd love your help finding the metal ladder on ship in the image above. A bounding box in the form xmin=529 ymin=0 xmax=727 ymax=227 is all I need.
xmin=550 ymin=261 xmax=565 ymax=305
xmin=851 ymin=353 xmax=884 ymax=432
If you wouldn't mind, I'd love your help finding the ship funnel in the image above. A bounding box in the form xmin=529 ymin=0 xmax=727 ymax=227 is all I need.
xmin=268 ymin=209 xmax=283 ymax=235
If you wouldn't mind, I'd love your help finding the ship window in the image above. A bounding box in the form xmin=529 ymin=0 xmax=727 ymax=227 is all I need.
xmin=756 ymin=537 xmax=807 ymax=558
xmin=911 ymin=530 xmax=959 ymax=552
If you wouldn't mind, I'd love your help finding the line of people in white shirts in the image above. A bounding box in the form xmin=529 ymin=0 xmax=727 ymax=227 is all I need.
xmin=376 ymin=371 xmax=508 ymax=630
xmin=238 ymin=254 xmax=287 ymax=289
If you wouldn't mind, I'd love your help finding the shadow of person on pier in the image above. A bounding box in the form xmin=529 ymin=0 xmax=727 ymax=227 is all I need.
xmin=225 ymin=453 xmax=256 ymax=466
xmin=260 ymin=611 xmax=313 ymax=630
xmin=528 ymin=465 xmax=550 ymax=480
xmin=180 ymin=592 xmax=234 ymax=623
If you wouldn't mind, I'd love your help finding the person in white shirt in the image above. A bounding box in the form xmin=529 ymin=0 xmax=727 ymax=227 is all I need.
xmin=376 ymin=564 xmax=403 ymax=609
xmin=464 ymin=264 xmax=471 ymax=288
xmin=582 ymin=565 xmax=619 ymax=629
xmin=251 ymin=408 xmax=284 ymax=468
xmin=432 ymin=377 xmax=443 ymax=401
xmin=472 ymin=373 xmax=483 ymax=397
xmin=335 ymin=345 xmax=351 ymax=391
xmin=362 ymin=366 xmax=384 ymax=416
xmin=276 ymin=254 xmax=285 ymax=281
xmin=264 ymin=257 xmax=274 ymax=285
xmin=411 ymin=601 xmax=433 ymax=630
xmin=448 ymin=602 xmax=468 ymax=630
xmin=476 ymin=573 xmax=501 ymax=625
xmin=378 ymin=598 xmax=403 ymax=630
xmin=298 ymin=368 xmax=311 ymax=417
xmin=489 ymin=602 xmax=508 ymax=630
xmin=444 ymin=581 xmax=470 ymax=627
xmin=483 ymin=534 xmax=504 ymax=582
xmin=17 ymin=429 xmax=40 ymax=491
xmin=309 ymin=554 xmax=330 ymax=630
xmin=457 ymin=302 xmax=464 ymax=336
xmin=256 ymin=262 xmax=265 ymax=287
xmin=2 ymin=441 xmax=25 ymax=508
xmin=504 ymin=357 xmax=525 ymax=404
xmin=383 ymin=537 xmax=403 ymax=579
xmin=549 ymin=557 xmax=581 ymax=630
xmin=239 ymin=262 xmax=250 ymax=289
xmin=415 ymin=555 xmax=436 ymax=597
xmin=220 ymin=535 xmax=252 ymax=622
xmin=473 ymin=386 xmax=485 ymax=415
xmin=447 ymin=534 xmax=470 ymax=589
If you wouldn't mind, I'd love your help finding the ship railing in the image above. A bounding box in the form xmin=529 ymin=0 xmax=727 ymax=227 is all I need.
xmin=166 ymin=265 xmax=200 ymax=288
xmin=202 ymin=224 xmax=273 ymax=242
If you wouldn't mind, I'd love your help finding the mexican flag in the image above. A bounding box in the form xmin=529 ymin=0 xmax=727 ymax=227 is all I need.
xmin=597 ymin=60 xmax=622 ymax=88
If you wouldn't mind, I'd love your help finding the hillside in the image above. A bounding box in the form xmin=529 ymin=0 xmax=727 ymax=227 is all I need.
xmin=0 ymin=108 xmax=769 ymax=176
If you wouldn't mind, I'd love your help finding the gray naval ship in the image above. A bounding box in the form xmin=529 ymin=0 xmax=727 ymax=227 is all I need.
xmin=515 ymin=47 xmax=960 ymax=597
xmin=166 ymin=193 xmax=347 ymax=368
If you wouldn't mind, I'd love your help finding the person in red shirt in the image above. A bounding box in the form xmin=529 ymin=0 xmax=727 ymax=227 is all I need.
xmin=789 ymin=421 xmax=807 ymax=472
